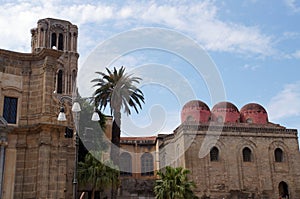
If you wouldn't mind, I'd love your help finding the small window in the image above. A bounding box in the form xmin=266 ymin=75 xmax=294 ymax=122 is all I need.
xmin=71 ymin=70 xmax=77 ymax=93
xmin=141 ymin=153 xmax=154 ymax=176
xmin=275 ymin=148 xmax=283 ymax=162
xmin=243 ymin=147 xmax=252 ymax=162
xmin=210 ymin=147 xmax=219 ymax=161
xmin=57 ymin=70 xmax=63 ymax=94
xmin=3 ymin=96 xmax=18 ymax=124
xmin=51 ymin=33 xmax=56 ymax=48
xmin=120 ymin=152 xmax=132 ymax=176
xmin=58 ymin=33 xmax=64 ymax=50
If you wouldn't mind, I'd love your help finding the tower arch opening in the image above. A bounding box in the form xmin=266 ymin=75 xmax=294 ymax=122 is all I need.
xmin=278 ymin=181 xmax=289 ymax=198
xmin=51 ymin=33 xmax=56 ymax=48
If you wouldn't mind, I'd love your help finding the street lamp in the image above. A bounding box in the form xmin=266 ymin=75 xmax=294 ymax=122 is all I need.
xmin=57 ymin=101 xmax=99 ymax=122
xmin=57 ymin=96 xmax=100 ymax=199
xmin=91 ymin=107 xmax=100 ymax=121
xmin=57 ymin=106 xmax=67 ymax=121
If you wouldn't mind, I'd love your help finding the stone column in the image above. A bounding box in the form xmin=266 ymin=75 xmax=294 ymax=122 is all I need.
xmin=36 ymin=127 xmax=51 ymax=199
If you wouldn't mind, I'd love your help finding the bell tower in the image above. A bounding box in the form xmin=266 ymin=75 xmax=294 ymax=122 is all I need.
xmin=31 ymin=18 xmax=78 ymax=53
xmin=31 ymin=18 xmax=79 ymax=96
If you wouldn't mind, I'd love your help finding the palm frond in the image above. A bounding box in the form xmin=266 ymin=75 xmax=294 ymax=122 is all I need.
xmin=154 ymin=166 xmax=198 ymax=199
xmin=91 ymin=66 xmax=144 ymax=116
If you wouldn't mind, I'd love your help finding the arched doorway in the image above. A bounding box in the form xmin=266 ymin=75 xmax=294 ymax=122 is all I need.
xmin=278 ymin=181 xmax=289 ymax=199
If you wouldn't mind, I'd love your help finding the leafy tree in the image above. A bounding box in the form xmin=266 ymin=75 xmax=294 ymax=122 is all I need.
xmin=154 ymin=166 xmax=198 ymax=199
xmin=78 ymin=151 xmax=119 ymax=199
xmin=91 ymin=66 xmax=144 ymax=164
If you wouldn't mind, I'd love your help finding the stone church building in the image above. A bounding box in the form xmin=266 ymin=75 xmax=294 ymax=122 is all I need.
xmin=0 ymin=18 xmax=79 ymax=198
xmin=0 ymin=18 xmax=300 ymax=199
xmin=158 ymin=100 xmax=300 ymax=199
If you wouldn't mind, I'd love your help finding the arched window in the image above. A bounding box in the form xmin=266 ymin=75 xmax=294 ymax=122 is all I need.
xmin=242 ymin=147 xmax=252 ymax=162
xmin=58 ymin=33 xmax=64 ymax=50
xmin=73 ymin=32 xmax=77 ymax=51
xmin=72 ymin=70 xmax=77 ymax=84
xmin=57 ymin=70 xmax=63 ymax=94
xmin=275 ymin=148 xmax=283 ymax=162
xmin=120 ymin=152 xmax=132 ymax=176
xmin=71 ymin=70 xmax=77 ymax=93
xmin=68 ymin=32 xmax=72 ymax=51
xmin=51 ymin=33 xmax=56 ymax=48
xmin=278 ymin=181 xmax=289 ymax=198
xmin=141 ymin=153 xmax=154 ymax=176
xmin=210 ymin=147 xmax=219 ymax=161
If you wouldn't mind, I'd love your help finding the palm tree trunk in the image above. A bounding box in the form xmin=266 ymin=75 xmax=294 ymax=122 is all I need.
xmin=110 ymin=111 xmax=120 ymax=199
xmin=91 ymin=188 xmax=95 ymax=199
xmin=110 ymin=111 xmax=121 ymax=166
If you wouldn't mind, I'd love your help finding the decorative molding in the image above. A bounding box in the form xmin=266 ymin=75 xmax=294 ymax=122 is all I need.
xmin=1 ymin=86 xmax=23 ymax=94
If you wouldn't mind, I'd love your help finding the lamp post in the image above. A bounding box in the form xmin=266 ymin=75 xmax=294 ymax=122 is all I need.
xmin=72 ymin=102 xmax=81 ymax=199
xmin=57 ymin=96 xmax=100 ymax=199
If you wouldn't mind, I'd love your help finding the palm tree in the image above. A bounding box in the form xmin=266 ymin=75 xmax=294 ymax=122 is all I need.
xmin=91 ymin=66 xmax=144 ymax=164
xmin=78 ymin=151 xmax=119 ymax=199
xmin=154 ymin=166 xmax=198 ymax=199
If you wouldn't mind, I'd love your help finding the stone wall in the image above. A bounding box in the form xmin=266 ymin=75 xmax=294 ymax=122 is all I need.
xmin=159 ymin=123 xmax=300 ymax=199
xmin=6 ymin=124 xmax=74 ymax=199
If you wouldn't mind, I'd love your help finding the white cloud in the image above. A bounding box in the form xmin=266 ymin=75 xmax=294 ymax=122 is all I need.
xmin=64 ymin=4 xmax=113 ymax=24
xmin=243 ymin=64 xmax=259 ymax=71
xmin=0 ymin=0 xmax=275 ymax=57
xmin=283 ymin=31 xmax=300 ymax=39
xmin=283 ymin=50 xmax=300 ymax=59
xmin=284 ymin=0 xmax=300 ymax=12
xmin=267 ymin=81 xmax=300 ymax=120
xmin=292 ymin=50 xmax=300 ymax=58
xmin=135 ymin=1 xmax=274 ymax=56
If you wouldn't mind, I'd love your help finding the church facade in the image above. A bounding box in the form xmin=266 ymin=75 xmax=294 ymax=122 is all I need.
xmin=0 ymin=18 xmax=78 ymax=198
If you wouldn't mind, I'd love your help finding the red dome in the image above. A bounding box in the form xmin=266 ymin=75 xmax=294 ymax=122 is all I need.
xmin=181 ymin=100 xmax=211 ymax=123
xmin=240 ymin=103 xmax=268 ymax=124
xmin=211 ymin=101 xmax=240 ymax=123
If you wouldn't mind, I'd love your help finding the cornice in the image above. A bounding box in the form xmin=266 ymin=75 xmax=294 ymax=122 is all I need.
xmin=175 ymin=123 xmax=297 ymax=134
xmin=158 ymin=123 xmax=298 ymax=144
xmin=0 ymin=48 xmax=63 ymax=61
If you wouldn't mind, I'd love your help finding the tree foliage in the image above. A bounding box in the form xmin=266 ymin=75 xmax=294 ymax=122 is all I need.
xmin=154 ymin=166 xmax=198 ymax=199
xmin=91 ymin=66 xmax=144 ymax=117
xmin=78 ymin=151 xmax=119 ymax=199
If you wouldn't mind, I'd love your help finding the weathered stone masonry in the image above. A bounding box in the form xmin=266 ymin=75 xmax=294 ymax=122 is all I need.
xmin=0 ymin=18 xmax=78 ymax=198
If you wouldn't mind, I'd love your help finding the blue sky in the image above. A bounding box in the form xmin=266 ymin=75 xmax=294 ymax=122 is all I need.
xmin=0 ymin=0 xmax=299 ymax=137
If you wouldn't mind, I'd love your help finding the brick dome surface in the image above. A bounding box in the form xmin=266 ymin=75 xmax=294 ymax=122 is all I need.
xmin=240 ymin=103 xmax=268 ymax=124
xmin=181 ymin=100 xmax=211 ymax=123
xmin=211 ymin=101 xmax=240 ymax=123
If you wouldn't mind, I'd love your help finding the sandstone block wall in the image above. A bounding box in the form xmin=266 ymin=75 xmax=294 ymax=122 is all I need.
xmin=160 ymin=124 xmax=300 ymax=199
